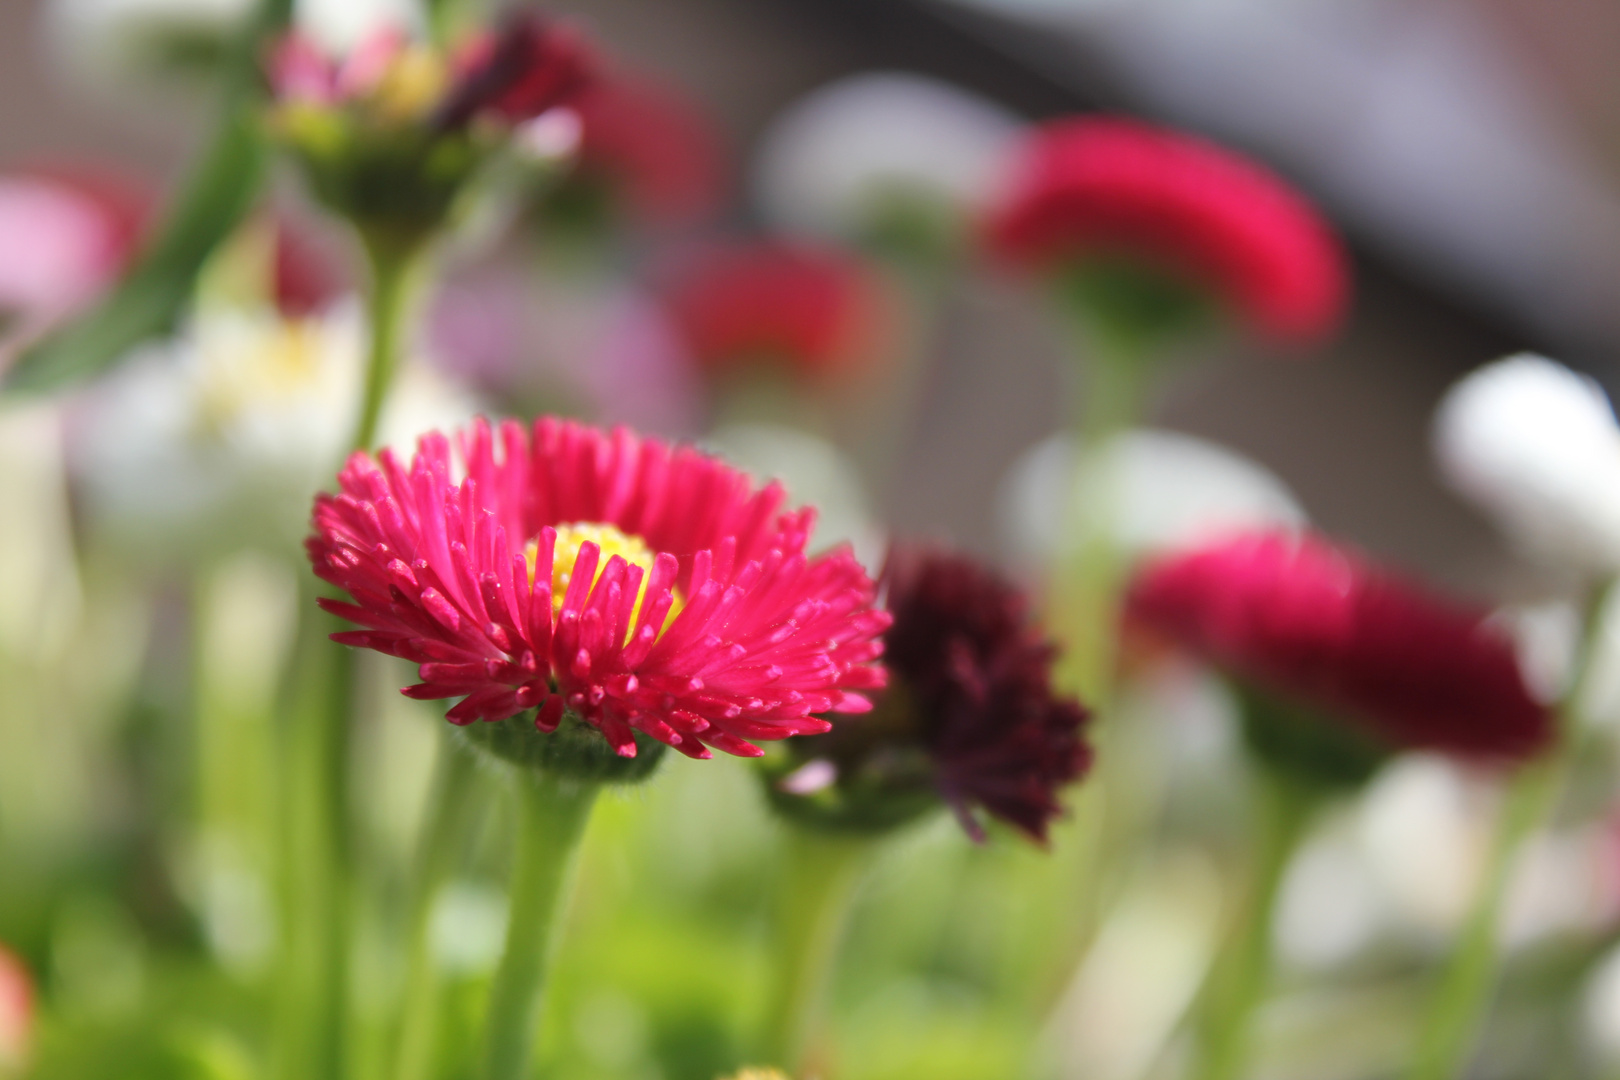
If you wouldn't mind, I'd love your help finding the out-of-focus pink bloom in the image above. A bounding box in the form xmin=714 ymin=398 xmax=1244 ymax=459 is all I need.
xmin=986 ymin=117 xmax=1348 ymax=345
xmin=272 ymin=217 xmax=347 ymax=318
xmin=1128 ymin=530 xmax=1551 ymax=762
xmin=307 ymin=417 xmax=890 ymax=759
xmin=0 ymin=944 xmax=32 ymax=1070
xmin=662 ymin=240 xmax=896 ymax=383
xmin=0 ymin=166 xmax=149 ymax=367
xmin=569 ymin=73 xmax=725 ymax=225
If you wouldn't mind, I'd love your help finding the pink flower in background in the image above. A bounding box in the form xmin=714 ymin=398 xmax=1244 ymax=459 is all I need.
xmin=569 ymin=72 xmax=726 ymax=225
xmin=0 ymin=944 xmax=32 ymax=1070
xmin=662 ymin=240 xmax=896 ymax=383
xmin=308 ymin=417 xmax=890 ymax=758
xmin=986 ymin=117 xmax=1348 ymax=344
xmin=0 ymin=165 xmax=148 ymax=366
xmin=1127 ymin=530 xmax=1551 ymax=762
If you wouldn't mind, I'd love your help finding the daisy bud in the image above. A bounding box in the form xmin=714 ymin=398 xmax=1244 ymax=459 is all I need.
xmin=765 ymin=544 xmax=1093 ymax=842
xmin=1434 ymin=353 xmax=1620 ymax=581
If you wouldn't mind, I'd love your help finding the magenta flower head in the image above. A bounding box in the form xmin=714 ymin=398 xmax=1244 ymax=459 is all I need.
xmin=1128 ymin=530 xmax=1552 ymax=787
xmin=307 ymin=417 xmax=890 ymax=781
xmin=766 ymin=544 xmax=1092 ymax=842
xmin=985 ymin=117 xmax=1348 ymax=350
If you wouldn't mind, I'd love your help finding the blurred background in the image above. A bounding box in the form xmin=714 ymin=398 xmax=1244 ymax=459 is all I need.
xmin=5 ymin=1 xmax=1620 ymax=1079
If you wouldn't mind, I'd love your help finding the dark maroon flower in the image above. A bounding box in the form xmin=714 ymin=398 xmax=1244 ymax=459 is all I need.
xmin=775 ymin=545 xmax=1092 ymax=842
xmin=1127 ymin=530 xmax=1552 ymax=765
xmin=437 ymin=14 xmax=595 ymax=131
xmin=985 ymin=117 xmax=1348 ymax=345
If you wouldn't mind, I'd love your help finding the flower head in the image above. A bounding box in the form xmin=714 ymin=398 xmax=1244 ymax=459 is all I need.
xmin=267 ymin=14 xmax=593 ymax=238
xmin=985 ymin=117 xmax=1347 ymax=345
xmin=771 ymin=545 xmax=1091 ymax=842
xmin=663 ymin=241 xmax=895 ymax=384
xmin=1434 ymin=353 xmax=1620 ymax=580
xmin=1127 ymin=531 xmax=1552 ymax=770
xmin=307 ymin=417 xmax=890 ymax=765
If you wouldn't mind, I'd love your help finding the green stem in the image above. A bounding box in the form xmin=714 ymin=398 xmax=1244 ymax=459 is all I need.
xmin=757 ymin=829 xmax=879 ymax=1072
xmin=354 ymin=235 xmax=426 ymax=453
xmin=392 ymin=739 xmax=484 ymax=1080
xmin=1404 ymin=578 xmax=1614 ymax=1080
xmin=479 ymin=770 xmax=599 ymax=1080
xmin=274 ymin=590 xmax=356 ymax=1080
xmin=1189 ymin=770 xmax=1320 ymax=1080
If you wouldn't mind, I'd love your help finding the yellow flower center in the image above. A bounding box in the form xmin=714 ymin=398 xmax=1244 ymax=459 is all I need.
xmin=526 ymin=522 xmax=682 ymax=634
xmin=372 ymin=46 xmax=449 ymax=121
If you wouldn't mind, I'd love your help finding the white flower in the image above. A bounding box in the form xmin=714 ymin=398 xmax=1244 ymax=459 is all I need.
xmin=998 ymin=429 xmax=1306 ymax=570
xmin=70 ymin=299 xmax=479 ymax=566
xmin=1434 ymin=353 xmax=1620 ymax=579
xmin=751 ymin=72 xmax=1022 ymax=246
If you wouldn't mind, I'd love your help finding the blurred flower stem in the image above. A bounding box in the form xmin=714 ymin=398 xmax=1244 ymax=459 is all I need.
xmin=1404 ymin=578 xmax=1614 ymax=1080
xmin=479 ymin=770 xmax=599 ymax=1080
xmin=275 ymin=590 xmax=357 ymax=1080
xmin=758 ymin=829 xmax=878 ymax=1072
xmin=280 ymin=230 xmax=428 ymax=1079
xmin=5 ymin=0 xmax=291 ymax=393
xmin=1188 ymin=768 xmax=1320 ymax=1080
xmin=354 ymin=233 xmax=430 ymax=451
xmin=392 ymin=740 xmax=483 ymax=1080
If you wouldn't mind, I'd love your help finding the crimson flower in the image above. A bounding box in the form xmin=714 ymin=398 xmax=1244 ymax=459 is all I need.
xmin=775 ymin=545 xmax=1091 ymax=842
xmin=435 ymin=14 xmax=595 ymax=130
xmin=663 ymin=241 xmax=893 ymax=383
xmin=1127 ymin=530 xmax=1551 ymax=764
xmin=307 ymin=417 xmax=890 ymax=760
xmin=564 ymin=73 xmax=726 ymax=226
xmin=985 ymin=117 xmax=1347 ymax=345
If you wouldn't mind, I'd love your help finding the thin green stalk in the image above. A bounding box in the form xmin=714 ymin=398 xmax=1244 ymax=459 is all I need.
xmin=274 ymin=590 xmax=356 ymax=1080
xmin=354 ymin=236 xmax=427 ymax=453
xmin=1189 ymin=770 xmax=1320 ymax=1080
xmin=479 ymin=770 xmax=599 ymax=1080
xmin=757 ymin=829 xmax=879 ymax=1072
xmin=393 ymin=740 xmax=484 ymax=1080
xmin=1404 ymin=579 xmax=1614 ymax=1080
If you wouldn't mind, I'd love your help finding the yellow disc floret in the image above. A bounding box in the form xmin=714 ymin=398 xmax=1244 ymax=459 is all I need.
xmin=527 ymin=522 xmax=682 ymax=635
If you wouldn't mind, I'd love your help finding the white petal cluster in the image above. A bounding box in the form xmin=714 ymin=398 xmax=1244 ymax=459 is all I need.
xmin=999 ymin=429 xmax=1306 ymax=569
xmin=71 ymin=299 xmax=479 ymax=567
xmin=1434 ymin=353 xmax=1620 ymax=579
xmin=751 ymin=72 xmax=1022 ymax=245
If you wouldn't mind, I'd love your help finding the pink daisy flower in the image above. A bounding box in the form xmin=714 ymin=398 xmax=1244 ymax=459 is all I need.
xmin=307 ymin=417 xmax=890 ymax=760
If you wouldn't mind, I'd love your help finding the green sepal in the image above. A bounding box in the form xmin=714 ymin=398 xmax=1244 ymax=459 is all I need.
xmin=1056 ymin=256 xmax=1218 ymax=359
xmin=1233 ymin=680 xmax=1388 ymax=793
xmin=454 ymin=709 xmax=667 ymax=785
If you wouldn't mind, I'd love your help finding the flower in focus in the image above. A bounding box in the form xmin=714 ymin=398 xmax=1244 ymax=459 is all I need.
xmin=770 ymin=544 xmax=1092 ymax=841
xmin=537 ymin=71 xmax=726 ymax=233
xmin=267 ymin=12 xmax=593 ymax=238
xmin=999 ymin=428 xmax=1306 ymax=571
xmin=0 ymin=944 xmax=32 ymax=1071
xmin=307 ymin=417 xmax=891 ymax=764
xmin=1127 ymin=530 xmax=1552 ymax=777
xmin=0 ymin=166 xmax=149 ymax=368
xmin=754 ymin=71 xmax=1021 ymax=259
xmin=985 ymin=117 xmax=1348 ymax=346
xmin=662 ymin=240 xmax=896 ymax=385
xmin=1434 ymin=353 xmax=1620 ymax=581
